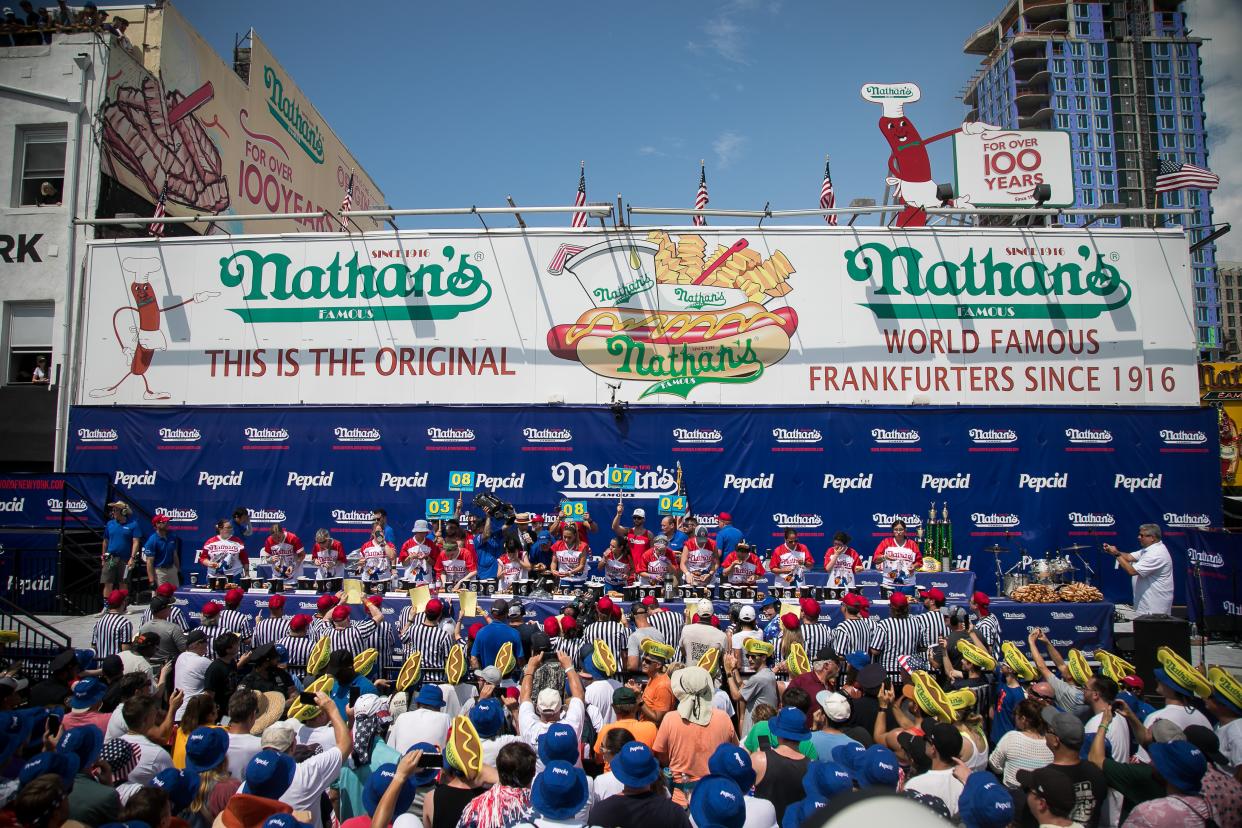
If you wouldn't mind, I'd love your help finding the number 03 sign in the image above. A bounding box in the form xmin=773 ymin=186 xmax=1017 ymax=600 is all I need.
xmin=953 ymin=129 xmax=1073 ymax=207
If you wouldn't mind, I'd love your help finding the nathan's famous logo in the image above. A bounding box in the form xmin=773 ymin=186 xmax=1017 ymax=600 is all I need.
xmin=158 ymin=428 xmax=201 ymax=444
xmin=1069 ymin=511 xmax=1115 ymax=528
xmin=1066 ymin=428 xmax=1113 ymax=445
xmin=217 ymin=246 xmax=491 ymax=323
xmin=249 ymin=508 xmax=288 ymax=522
xmin=773 ymin=428 xmax=822 ymax=444
xmin=873 ymin=512 xmax=922 ymax=529
xmin=332 ymin=509 xmax=375 ymax=526
xmin=972 ymin=512 xmax=1020 ymax=528
xmin=77 ymin=428 xmax=118 ymax=443
xmin=969 ymin=428 xmax=1017 ymax=444
xmin=46 ymin=498 xmax=87 ymax=513
xmin=334 ymin=427 xmax=381 ymax=443
xmin=155 ymin=507 xmax=198 ymax=523
xmin=1165 ymin=512 xmax=1211 ymax=528
xmin=844 ymin=242 xmax=1130 ymax=319
xmin=546 ymin=232 xmax=798 ymax=399
xmin=263 ymin=65 xmax=324 ymax=164
xmin=1160 ymin=429 xmax=1207 ymax=445
xmin=551 ymin=461 xmax=677 ymax=500
xmin=523 ymin=428 xmax=572 ymax=444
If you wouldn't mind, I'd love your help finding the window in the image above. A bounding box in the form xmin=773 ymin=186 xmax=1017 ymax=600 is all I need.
xmin=13 ymin=126 xmax=66 ymax=208
xmin=1159 ymin=115 xmax=1175 ymax=130
xmin=1098 ymin=151 xmax=1113 ymax=165
xmin=1189 ymin=191 xmax=1201 ymax=207
xmin=1098 ymin=132 xmax=1111 ymax=148
xmin=1053 ymin=59 xmax=1066 ymax=74
xmin=1076 ymin=96 xmax=1088 ymax=109
xmin=1178 ymin=60 xmax=1191 ymax=75
xmin=1056 ymin=95 xmax=1068 ymax=109
xmin=1090 ymin=43 xmax=1105 ymax=58
xmin=1075 ymin=3 xmax=1089 ymax=17
xmin=1156 ymin=78 xmax=1172 ymax=94
xmin=1183 ymin=133 xmax=1196 ymax=148
xmin=1082 ymin=189 xmax=1097 ymax=205
xmin=1093 ymin=79 xmax=1107 ymax=93
xmin=1073 ymin=59 xmax=1086 ymax=74
xmin=1094 ymin=96 xmax=1108 ymax=110
xmin=4 ymin=303 xmax=53 ymax=385
xmin=1074 ymin=77 xmax=1086 ymax=92
xmin=1079 ymin=131 xmax=1092 ymax=146
xmin=1151 ymin=42 xmax=1169 ymax=57
xmin=1078 ymin=151 xmax=1092 ymax=166
xmin=1078 ymin=114 xmax=1089 ymax=129
xmin=1179 ymin=78 xmax=1192 ymax=94
xmin=1157 ymin=96 xmax=1173 ymax=111
xmin=1091 ymin=60 xmax=1105 ymax=75
xmin=1100 ymin=170 xmax=1114 ymax=186
xmin=1154 ymin=59 xmax=1170 ymax=73
xmin=1056 ymin=114 xmax=1070 ymax=129
xmin=1182 ymin=114 xmax=1195 ymax=130
xmin=1076 ymin=21 xmax=1090 ymax=36
xmin=1095 ymin=114 xmax=1109 ymax=130
xmin=1181 ymin=97 xmax=1195 ymax=112
xmin=1081 ymin=169 xmax=1094 ymax=186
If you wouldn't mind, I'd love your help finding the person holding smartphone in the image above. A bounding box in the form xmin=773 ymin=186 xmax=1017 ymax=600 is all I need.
xmin=359 ymin=522 xmax=397 ymax=587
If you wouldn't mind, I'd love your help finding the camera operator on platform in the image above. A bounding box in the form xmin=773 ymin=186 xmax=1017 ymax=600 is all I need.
xmin=1102 ymin=523 xmax=1174 ymax=616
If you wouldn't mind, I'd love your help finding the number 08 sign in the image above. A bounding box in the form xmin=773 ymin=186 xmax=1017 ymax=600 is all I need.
xmin=953 ymin=129 xmax=1073 ymax=207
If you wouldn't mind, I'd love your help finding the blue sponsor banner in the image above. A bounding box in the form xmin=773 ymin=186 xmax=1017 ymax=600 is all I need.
xmin=0 ymin=474 xmax=110 ymax=529
xmin=0 ymin=531 xmax=62 ymax=613
xmin=1177 ymin=529 xmax=1242 ymax=623
xmin=68 ymin=404 xmax=1220 ymax=605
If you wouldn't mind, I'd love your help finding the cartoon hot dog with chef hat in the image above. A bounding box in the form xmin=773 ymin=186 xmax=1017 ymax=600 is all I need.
xmin=546 ymin=231 xmax=798 ymax=399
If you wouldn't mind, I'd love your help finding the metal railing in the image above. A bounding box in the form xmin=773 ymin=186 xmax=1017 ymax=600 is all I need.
xmin=0 ymin=594 xmax=71 ymax=684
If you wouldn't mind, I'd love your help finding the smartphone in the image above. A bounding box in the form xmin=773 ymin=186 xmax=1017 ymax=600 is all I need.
xmin=883 ymin=678 xmax=893 ymax=692
xmin=416 ymin=751 xmax=443 ymax=768
xmin=349 ymin=685 xmax=361 ymax=705
xmin=45 ymin=713 xmax=61 ymax=737
xmin=1111 ymin=701 xmax=1125 ymax=713
xmin=299 ymin=691 xmax=316 ymax=705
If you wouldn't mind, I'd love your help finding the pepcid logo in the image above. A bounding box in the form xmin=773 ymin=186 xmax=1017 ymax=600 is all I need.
xmin=380 ymin=472 xmax=429 ymax=492
xmin=287 ymin=471 xmax=334 ymax=490
xmin=551 ymin=462 xmax=677 ymax=500
xmin=158 ymin=428 xmax=201 ymax=444
xmin=114 ymin=470 xmax=157 ymax=487
xmin=871 ymin=428 xmax=919 ymax=444
xmin=249 ymin=508 xmax=288 ymax=523
xmin=823 ymin=473 xmax=873 ymax=492
xmin=1160 ymin=429 xmax=1207 ymax=446
xmin=968 ymin=428 xmax=1017 ymax=444
xmin=773 ymin=513 xmax=824 ymax=529
xmin=1069 ymin=511 xmax=1116 ymax=528
xmin=46 ymin=498 xmax=86 ymax=513
xmin=1065 ymin=428 xmax=1113 ymax=451
xmin=332 ymin=509 xmax=375 ymax=526
xmin=724 ymin=474 xmax=774 ymax=493
xmin=155 ymin=507 xmax=198 ymax=523
xmin=1186 ymin=547 xmax=1225 ymax=568
xmin=0 ymin=497 xmax=27 ymax=513
xmin=426 ymin=427 xmax=475 ymax=443
xmin=334 ymin=427 xmax=381 ymax=443
xmin=198 ymin=470 xmax=244 ymax=490
xmin=674 ymin=428 xmax=723 ymax=444
xmin=476 ymin=473 xmax=525 ymax=490
xmin=1114 ymin=473 xmax=1162 ymax=492
xmin=1018 ymin=473 xmax=1068 ymax=492
xmin=77 ymin=428 xmax=118 ymax=443
xmin=523 ymin=428 xmax=572 ymax=444
xmin=244 ymin=427 xmax=289 ymax=443
xmin=772 ymin=428 xmax=822 ymax=444
xmin=872 ymin=512 xmax=922 ymax=530
xmin=921 ymin=473 xmax=970 ymax=493
xmin=971 ymin=512 xmax=1020 ymax=529
xmin=1164 ymin=512 xmax=1210 ymax=529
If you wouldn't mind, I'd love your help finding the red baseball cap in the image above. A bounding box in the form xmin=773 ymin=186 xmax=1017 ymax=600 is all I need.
xmin=289 ymin=613 xmax=310 ymax=632
xmin=201 ymin=601 xmax=221 ymax=617
xmin=971 ymin=591 xmax=990 ymax=606
xmin=1121 ymin=674 xmax=1144 ymax=692
xmin=155 ymin=582 xmax=177 ymax=598
xmin=890 ymin=592 xmax=909 ymax=608
xmin=919 ymin=587 xmax=945 ymax=603
xmin=781 ymin=612 xmax=800 ymax=630
xmin=268 ymin=594 xmax=286 ymax=610
xmin=224 ymin=588 xmax=244 ymax=607
xmin=559 ymin=616 xmax=578 ymax=633
xmin=597 ymin=596 xmax=614 ymax=614
xmin=718 ymin=512 xmax=732 ymax=522
xmin=317 ymin=595 xmax=339 ymax=612
xmin=366 ymin=595 xmax=383 ymax=607
xmin=799 ymin=597 xmax=821 ymax=620
xmin=330 ymin=605 xmax=351 ymax=622
xmin=641 ymin=595 xmax=658 ymax=607
xmin=468 ymin=622 xmax=485 ymax=640
xmin=106 ymin=589 xmax=128 ymax=608
xmin=543 ymin=617 xmax=561 ymax=636
xmin=425 ymin=598 xmax=444 ymax=619
xmin=152 ymin=515 xmax=170 ymax=526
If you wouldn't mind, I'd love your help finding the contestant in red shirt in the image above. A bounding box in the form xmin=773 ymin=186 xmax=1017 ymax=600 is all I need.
xmin=823 ymin=531 xmax=863 ymax=588
xmin=262 ymin=523 xmax=304 ymax=580
xmin=435 ymin=539 xmax=477 ymax=591
xmin=310 ymin=529 xmax=346 ymax=579
xmin=551 ymin=524 xmax=590 ymax=587
xmin=722 ymin=542 xmax=766 ymax=586
xmin=612 ymin=504 xmax=655 ymax=563
xmin=398 ymin=519 xmax=441 ymax=584
xmin=638 ymin=535 xmax=679 ymax=585
xmin=680 ymin=526 xmax=719 ymax=587
xmin=871 ymin=519 xmax=922 ymax=583
xmin=199 ymin=519 xmax=245 ymax=579
xmin=601 ymin=536 xmax=636 ymax=588
xmin=770 ymin=528 xmax=814 ymax=586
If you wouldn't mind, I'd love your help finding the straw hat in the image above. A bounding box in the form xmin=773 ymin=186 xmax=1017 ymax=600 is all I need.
xmin=250 ymin=691 xmax=287 ymax=736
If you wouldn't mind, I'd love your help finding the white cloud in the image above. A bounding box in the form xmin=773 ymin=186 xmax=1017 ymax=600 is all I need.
xmin=638 ymin=145 xmax=665 ymax=157
xmin=713 ymin=131 xmax=748 ymax=168
xmin=687 ymin=0 xmax=779 ymax=64
xmin=1189 ymin=0 xmax=1242 ymax=261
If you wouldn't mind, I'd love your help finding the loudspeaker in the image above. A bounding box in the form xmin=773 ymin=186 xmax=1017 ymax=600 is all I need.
xmin=1132 ymin=614 xmax=1192 ymax=699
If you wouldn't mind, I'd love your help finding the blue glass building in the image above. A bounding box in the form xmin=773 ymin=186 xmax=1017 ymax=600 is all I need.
xmin=963 ymin=0 xmax=1218 ymax=351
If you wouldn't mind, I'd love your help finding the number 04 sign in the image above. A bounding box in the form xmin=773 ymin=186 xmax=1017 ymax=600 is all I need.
xmin=953 ymin=129 xmax=1073 ymax=207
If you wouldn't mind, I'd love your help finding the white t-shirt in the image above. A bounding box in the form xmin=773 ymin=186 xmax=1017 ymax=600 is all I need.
xmin=226 ymin=732 xmax=263 ymax=781
xmin=121 ymin=733 xmax=173 ymax=784
xmin=389 ymin=709 xmax=452 ymax=752
xmin=585 ymin=678 xmax=621 ymax=729
xmin=106 ymin=707 xmax=128 ymax=740
xmin=277 ymin=745 xmax=343 ymax=828
xmin=743 ymin=796 xmax=779 ymax=828
xmin=117 ymin=651 xmax=155 ymax=686
xmin=296 ymin=723 xmax=338 ymax=754
xmin=593 ymin=771 xmax=624 ymax=803
xmin=680 ymin=623 xmax=728 ymax=667
xmin=482 ymin=734 xmax=522 ymax=768
xmin=903 ymin=767 xmax=964 ymax=818
xmin=518 ymin=698 xmax=586 ymax=771
xmin=173 ymin=650 xmax=211 ymax=720
xmin=1138 ymin=704 xmax=1213 ymax=761
xmin=438 ymin=683 xmax=478 ymax=720
xmin=1085 ymin=711 xmax=1132 ymax=762
xmin=1217 ymin=717 xmax=1242 ymax=768
xmin=1131 ymin=541 xmax=1174 ymax=616
xmin=731 ymin=630 xmax=762 ymax=653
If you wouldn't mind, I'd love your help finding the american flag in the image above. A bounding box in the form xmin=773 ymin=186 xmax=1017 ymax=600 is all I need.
xmin=339 ymin=172 xmax=354 ymax=228
xmin=693 ymin=162 xmax=709 ymax=227
xmin=1155 ymin=158 xmax=1219 ymax=193
xmin=572 ymin=162 xmax=587 ymax=228
xmin=149 ymin=185 xmax=168 ymax=237
xmin=820 ymin=156 xmax=837 ymax=226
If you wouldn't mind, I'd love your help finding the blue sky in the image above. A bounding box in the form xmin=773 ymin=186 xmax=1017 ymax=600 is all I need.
xmin=177 ymin=0 xmax=1239 ymax=246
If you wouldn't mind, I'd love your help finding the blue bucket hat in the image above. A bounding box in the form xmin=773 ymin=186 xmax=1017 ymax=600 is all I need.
xmin=263 ymin=817 xmax=312 ymax=828
xmin=74 ymin=649 xmax=97 ymax=672
xmin=0 ymin=710 xmax=36 ymax=766
xmin=832 ymin=741 xmax=866 ymax=773
xmin=468 ymin=698 xmax=505 ymax=739
xmin=1148 ymin=741 xmax=1208 ymax=794
xmin=857 ymin=744 xmax=901 ymax=787
xmin=688 ymin=775 xmax=746 ymax=828
xmin=958 ymin=770 xmax=1015 ymax=828
xmin=245 ymin=749 xmax=297 ymax=799
xmin=759 ymin=595 xmax=780 ymax=610
xmin=20 ymin=750 xmax=79 ymax=788
xmin=537 ymin=723 xmax=579 ymax=766
xmin=530 ymin=761 xmax=589 ymax=820
xmin=184 ymin=726 xmax=229 ymax=773
xmin=152 ymin=767 xmax=200 ymax=812
xmin=845 ymin=651 xmax=872 ymax=671
xmin=707 ymin=743 xmax=756 ymax=792
xmin=364 ymin=762 xmax=422 ymax=814
xmin=414 ymin=684 xmax=445 ymax=710
xmin=404 ymin=742 xmax=440 ymax=788
xmin=610 ymin=742 xmax=660 ymax=788
xmin=803 ymin=761 xmax=854 ymax=800
xmin=57 ymin=724 xmax=104 ymax=769
xmin=768 ymin=707 xmax=811 ymax=742
xmin=70 ymin=677 xmax=107 ymax=710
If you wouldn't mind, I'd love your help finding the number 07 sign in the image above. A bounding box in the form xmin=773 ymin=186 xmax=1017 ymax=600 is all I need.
xmin=953 ymin=129 xmax=1073 ymax=207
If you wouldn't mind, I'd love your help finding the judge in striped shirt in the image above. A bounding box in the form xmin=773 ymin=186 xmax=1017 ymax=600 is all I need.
xmin=869 ymin=592 xmax=928 ymax=684
xmin=276 ymin=613 xmax=315 ymax=681
xmin=969 ymin=592 xmax=1002 ymax=657
xmin=139 ymin=582 xmax=189 ymax=631
xmin=310 ymin=594 xmax=341 ymax=640
xmin=325 ymin=604 xmax=366 ymax=654
xmin=401 ymin=598 xmax=453 ymax=683
xmin=831 ymin=593 xmax=873 ymax=662
xmin=253 ymin=593 xmax=291 ymax=649
xmin=798 ymin=597 xmax=833 ymax=658
xmin=92 ymin=589 xmax=133 ymax=659
xmin=357 ymin=595 xmax=397 ymax=679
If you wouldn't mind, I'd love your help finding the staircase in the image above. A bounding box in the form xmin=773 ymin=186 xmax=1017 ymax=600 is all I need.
xmin=0 ymin=594 xmax=71 ymax=683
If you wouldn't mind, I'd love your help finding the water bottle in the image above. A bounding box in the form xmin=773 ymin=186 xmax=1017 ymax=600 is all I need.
xmin=663 ymin=571 xmax=676 ymax=602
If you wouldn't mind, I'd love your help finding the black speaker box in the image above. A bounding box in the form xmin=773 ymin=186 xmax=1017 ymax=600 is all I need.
xmin=1131 ymin=614 xmax=1191 ymax=699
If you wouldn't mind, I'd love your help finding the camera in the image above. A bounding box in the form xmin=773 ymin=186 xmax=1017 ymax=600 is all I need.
xmin=473 ymin=491 xmax=516 ymax=523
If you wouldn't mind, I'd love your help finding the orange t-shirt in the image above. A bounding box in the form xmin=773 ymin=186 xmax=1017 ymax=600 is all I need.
xmin=652 ymin=709 xmax=739 ymax=805
xmin=594 ymin=718 xmax=659 ymax=770
xmin=642 ymin=673 xmax=675 ymax=715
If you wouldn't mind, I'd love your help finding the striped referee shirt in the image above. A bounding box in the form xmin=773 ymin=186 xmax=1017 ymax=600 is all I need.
xmin=277 ymin=633 xmax=315 ymax=681
xmin=402 ymin=621 xmax=453 ymax=679
xmin=647 ymin=610 xmax=684 ymax=653
xmin=551 ymin=635 xmax=584 ymax=669
xmin=358 ymin=618 xmax=397 ymax=677
xmin=917 ymin=608 xmax=949 ymax=651
xmin=253 ymin=616 xmax=291 ymax=649
xmin=972 ymin=613 xmax=1003 ymax=656
xmin=139 ymin=605 xmax=189 ymax=632
xmin=91 ymin=611 xmax=133 ymax=659
xmin=870 ymin=614 xmax=927 ymax=680
xmin=583 ymin=620 xmax=629 ymax=662
xmin=309 ymin=615 xmax=332 ymax=641
xmin=218 ymin=609 xmax=254 ymax=650
xmin=831 ymin=617 xmax=872 ymax=660
xmin=326 ymin=624 xmax=365 ymax=655
xmin=198 ymin=619 xmax=224 ymax=654
xmin=801 ymin=621 xmax=834 ymax=659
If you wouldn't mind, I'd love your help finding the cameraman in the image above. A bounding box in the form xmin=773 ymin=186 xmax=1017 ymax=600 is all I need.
xmin=474 ymin=513 xmax=503 ymax=582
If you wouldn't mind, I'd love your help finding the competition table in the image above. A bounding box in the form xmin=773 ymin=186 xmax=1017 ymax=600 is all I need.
xmin=173 ymin=586 xmax=1112 ymax=653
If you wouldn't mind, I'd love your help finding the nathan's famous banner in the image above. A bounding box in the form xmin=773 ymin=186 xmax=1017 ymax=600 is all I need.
xmin=66 ymin=403 xmax=1221 ymax=606
xmin=77 ymin=226 xmax=1196 ymax=406
xmin=1199 ymin=362 xmax=1242 ymax=489
xmin=100 ymin=4 xmax=383 ymax=234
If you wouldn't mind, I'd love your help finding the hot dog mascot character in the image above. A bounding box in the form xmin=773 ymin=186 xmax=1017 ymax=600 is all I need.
xmin=860 ymin=82 xmax=995 ymax=228
xmin=872 ymin=519 xmax=922 ymax=584
xmin=90 ymin=257 xmax=217 ymax=400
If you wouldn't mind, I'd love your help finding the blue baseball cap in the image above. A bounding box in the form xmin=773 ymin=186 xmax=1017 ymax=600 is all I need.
xmin=20 ymin=750 xmax=79 ymax=788
xmin=530 ymin=761 xmax=589 ymax=820
xmin=845 ymin=651 xmax=872 ymax=670
xmin=414 ymin=684 xmax=445 ymax=710
xmin=245 ymin=749 xmax=297 ymax=799
xmin=364 ymin=762 xmax=422 ymax=815
xmin=537 ymin=723 xmax=579 ymax=766
xmin=70 ymin=677 xmax=107 ymax=709
xmin=58 ymin=724 xmax=104 ymax=769
xmin=184 ymin=726 xmax=229 ymax=773
xmin=832 ymin=742 xmax=866 ymax=773
xmin=707 ymin=744 xmax=756 ymax=792
xmin=74 ymin=649 xmax=97 ymax=671
xmin=759 ymin=596 xmax=780 ymax=609
xmin=958 ymin=770 xmax=1015 ymax=828
xmin=688 ymin=775 xmax=746 ymax=828
xmin=768 ymin=707 xmax=811 ymax=742
xmin=803 ymin=761 xmax=854 ymax=800
xmin=274 ymin=644 xmax=289 ymax=664
xmin=1148 ymin=741 xmax=1208 ymax=794
xmin=610 ymin=742 xmax=660 ymax=788
xmin=857 ymin=744 xmax=901 ymax=787
xmin=152 ymin=767 xmax=200 ymax=812
xmin=468 ymin=698 xmax=505 ymax=739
